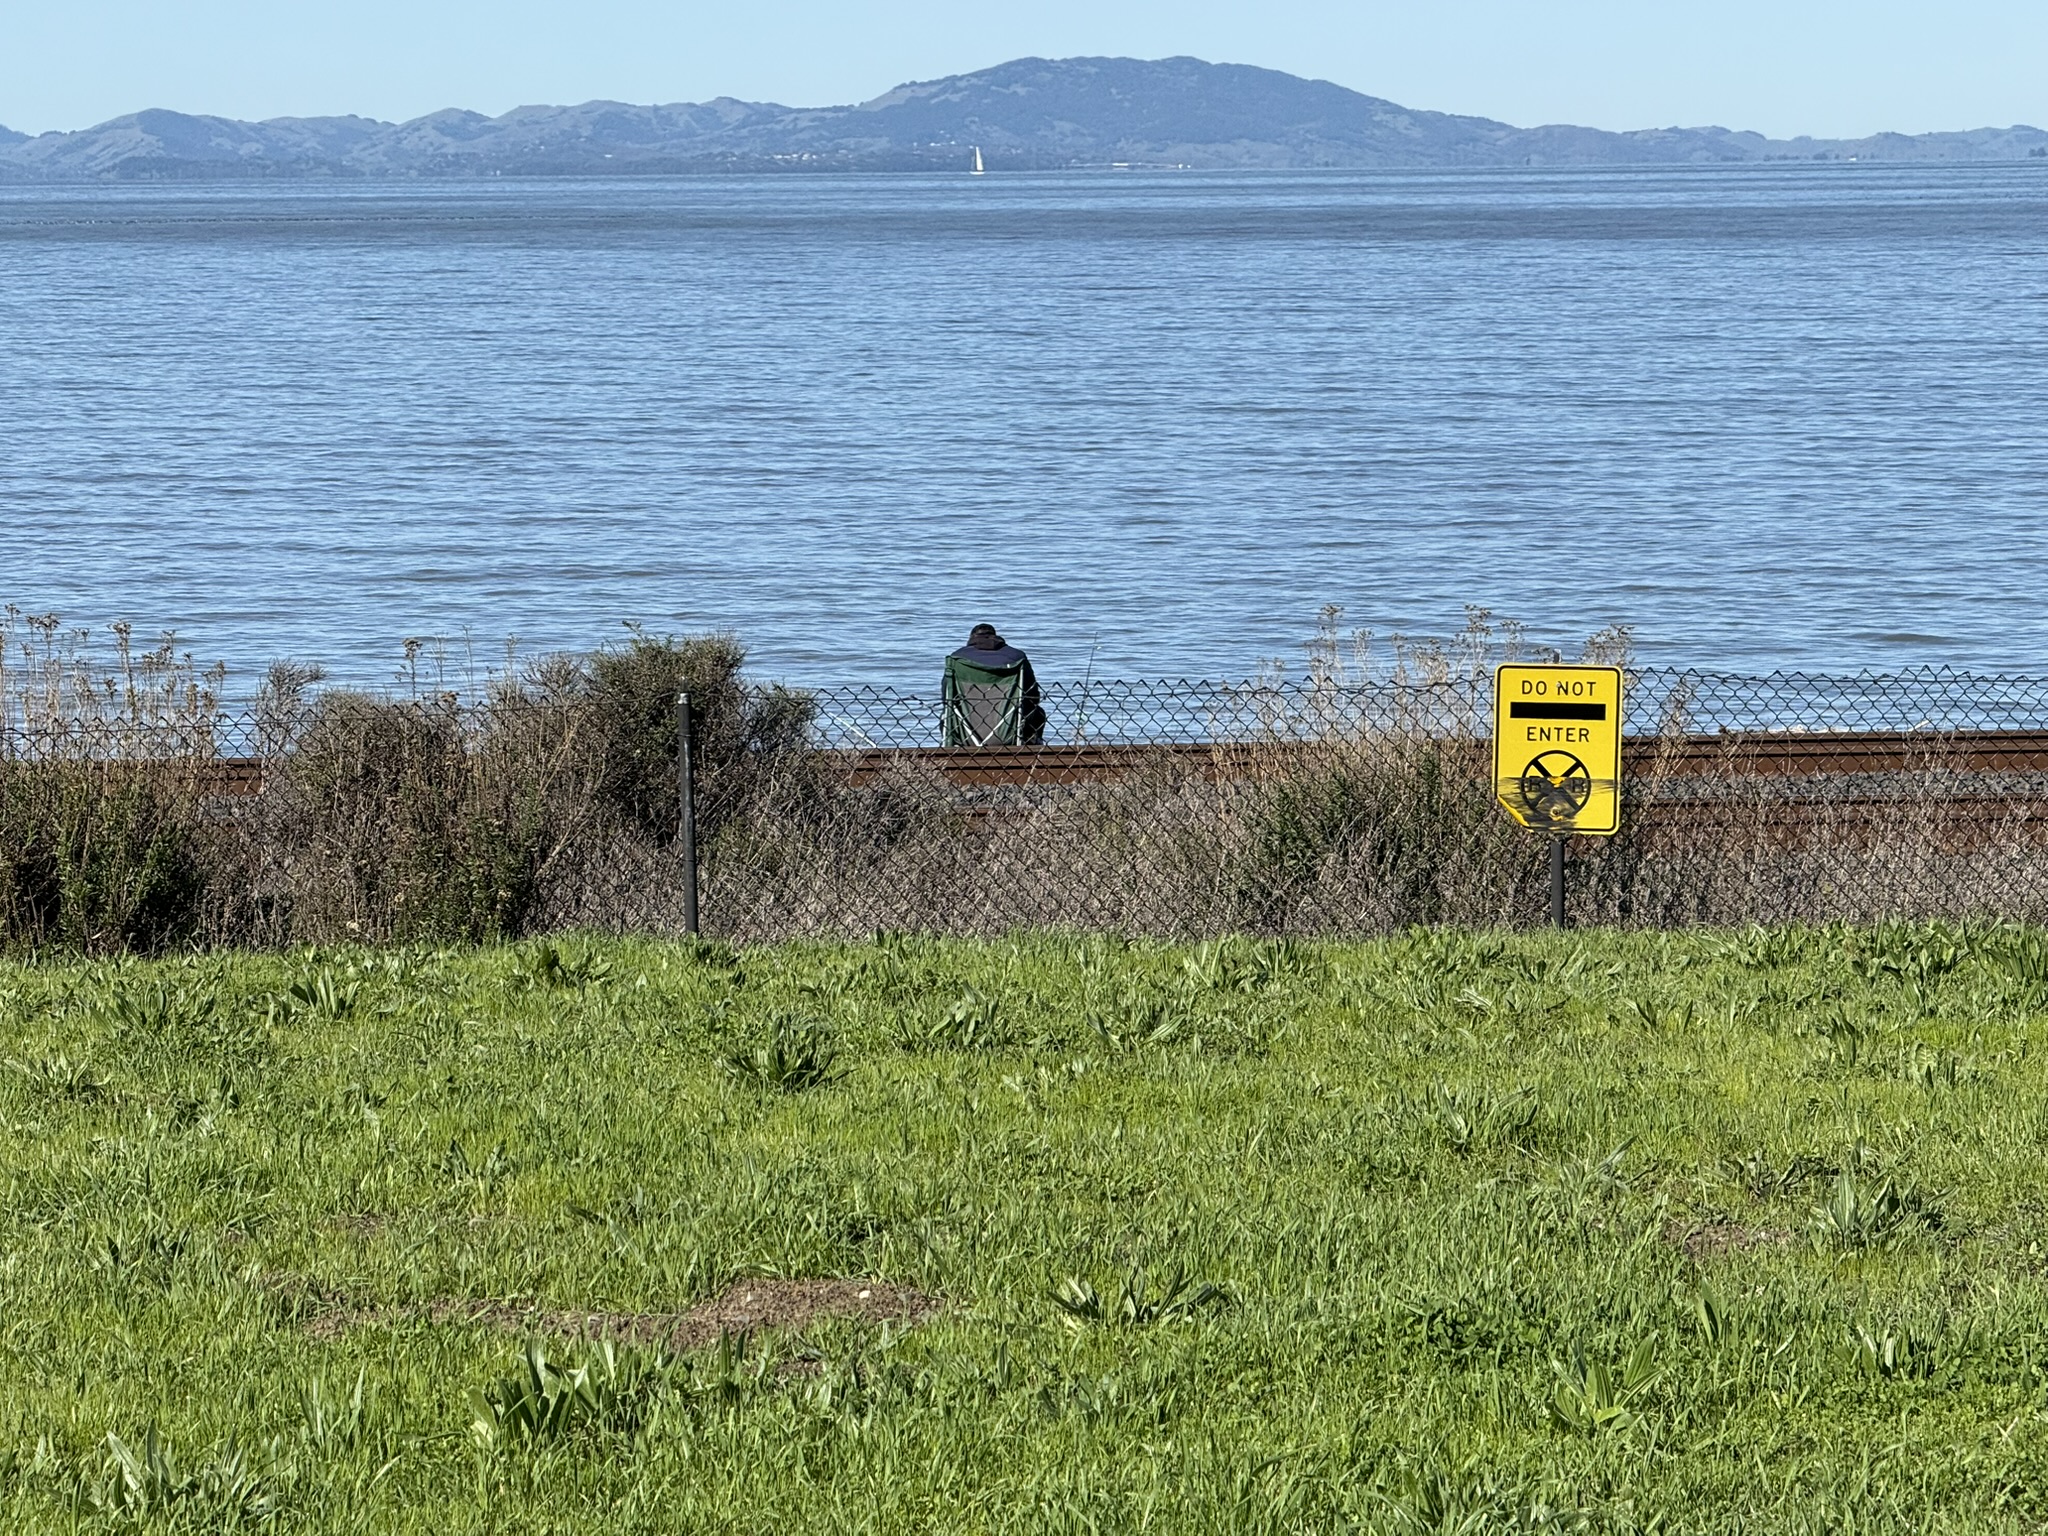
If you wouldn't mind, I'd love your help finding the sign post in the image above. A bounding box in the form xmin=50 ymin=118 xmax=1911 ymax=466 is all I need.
xmin=1491 ymin=664 xmax=1623 ymax=926
xmin=677 ymin=692 xmax=700 ymax=936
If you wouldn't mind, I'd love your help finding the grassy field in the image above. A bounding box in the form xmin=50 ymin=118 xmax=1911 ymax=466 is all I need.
xmin=5 ymin=924 xmax=2048 ymax=1532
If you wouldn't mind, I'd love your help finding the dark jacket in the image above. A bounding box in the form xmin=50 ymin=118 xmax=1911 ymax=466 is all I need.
xmin=941 ymin=639 xmax=1046 ymax=746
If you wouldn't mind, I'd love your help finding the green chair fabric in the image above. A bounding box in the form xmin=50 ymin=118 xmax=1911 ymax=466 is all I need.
xmin=942 ymin=653 xmax=1026 ymax=746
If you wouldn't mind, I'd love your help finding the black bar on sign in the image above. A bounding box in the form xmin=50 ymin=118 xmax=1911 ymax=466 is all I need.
xmin=1510 ymin=702 xmax=1607 ymax=721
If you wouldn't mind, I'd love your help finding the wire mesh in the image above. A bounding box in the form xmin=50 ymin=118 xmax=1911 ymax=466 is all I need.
xmin=7 ymin=667 xmax=2048 ymax=950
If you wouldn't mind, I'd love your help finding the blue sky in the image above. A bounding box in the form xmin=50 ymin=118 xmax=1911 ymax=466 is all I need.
xmin=4 ymin=0 xmax=2041 ymax=139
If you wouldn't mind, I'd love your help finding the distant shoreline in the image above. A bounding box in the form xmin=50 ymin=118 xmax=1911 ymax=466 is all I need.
xmin=5 ymin=55 xmax=2044 ymax=184
xmin=6 ymin=155 xmax=2047 ymax=190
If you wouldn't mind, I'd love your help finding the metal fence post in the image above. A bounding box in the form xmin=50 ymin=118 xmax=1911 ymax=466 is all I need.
xmin=1550 ymin=835 xmax=1567 ymax=928
xmin=677 ymin=691 xmax=700 ymax=936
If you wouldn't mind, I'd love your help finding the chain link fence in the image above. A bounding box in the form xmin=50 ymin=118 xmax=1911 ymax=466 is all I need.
xmin=695 ymin=670 xmax=2048 ymax=940
xmin=6 ymin=667 xmax=2048 ymax=950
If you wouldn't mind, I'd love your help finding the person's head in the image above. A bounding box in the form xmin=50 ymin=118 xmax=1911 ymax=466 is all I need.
xmin=967 ymin=623 xmax=1004 ymax=650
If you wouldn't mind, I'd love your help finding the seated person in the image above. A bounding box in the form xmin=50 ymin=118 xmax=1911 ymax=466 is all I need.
xmin=941 ymin=624 xmax=1046 ymax=746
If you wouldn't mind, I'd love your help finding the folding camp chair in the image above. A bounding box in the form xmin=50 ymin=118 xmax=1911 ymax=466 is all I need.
xmin=942 ymin=654 xmax=1025 ymax=746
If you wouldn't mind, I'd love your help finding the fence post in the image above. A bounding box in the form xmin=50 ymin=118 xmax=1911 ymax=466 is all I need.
xmin=1549 ymin=835 xmax=1567 ymax=928
xmin=677 ymin=692 xmax=699 ymax=936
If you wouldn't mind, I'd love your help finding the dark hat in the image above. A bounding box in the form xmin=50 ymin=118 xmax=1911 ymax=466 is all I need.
xmin=968 ymin=624 xmax=1004 ymax=649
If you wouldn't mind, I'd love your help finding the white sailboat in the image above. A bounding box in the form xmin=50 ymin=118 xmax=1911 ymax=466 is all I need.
xmin=970 ymin=146 xmax=986 ymax=176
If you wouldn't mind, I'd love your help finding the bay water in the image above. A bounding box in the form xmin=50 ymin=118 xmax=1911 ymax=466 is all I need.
xmin=3 ymin=164 xmax=2046 ymax=692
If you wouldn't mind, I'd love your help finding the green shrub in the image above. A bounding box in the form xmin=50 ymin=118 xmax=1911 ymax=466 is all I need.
xmin=1241 ymin=765 xmax=1369 ymax=926
xmin=582 ymin=630 xmax=814 ymax=843
xmin=276 ymin=695 xmax=547 ymax=943
xmin=0 ymin=761 xmax=207 ymax=953
xmin=1237 ymin=741 xmax=1524 ymax=929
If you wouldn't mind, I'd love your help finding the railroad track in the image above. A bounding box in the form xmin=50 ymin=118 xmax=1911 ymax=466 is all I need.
xmin=835 ymin=730 xmax=2048 ymax=788
xmin=51 ymin=729 xmax=2048 ymax=799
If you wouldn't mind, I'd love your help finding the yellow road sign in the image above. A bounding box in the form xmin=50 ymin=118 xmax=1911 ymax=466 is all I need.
xmin=1492 ymin=664 xmax=1623 ymax=836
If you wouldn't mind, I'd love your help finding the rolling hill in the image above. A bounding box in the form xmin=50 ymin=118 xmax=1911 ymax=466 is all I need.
xmin=3 ymin=55 xmax=2043 ymax=180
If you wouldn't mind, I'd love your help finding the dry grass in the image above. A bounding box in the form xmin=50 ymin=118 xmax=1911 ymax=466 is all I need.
xmin=7 ymin=608 xmax=2048 ymax=951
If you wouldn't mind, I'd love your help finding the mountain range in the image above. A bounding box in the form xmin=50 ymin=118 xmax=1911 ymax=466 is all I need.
xmin=3 ymin=55 xmax=2045 ymax=180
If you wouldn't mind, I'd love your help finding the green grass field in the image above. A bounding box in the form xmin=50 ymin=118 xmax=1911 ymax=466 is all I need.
xmin=6 ymin=924 xmax=2048 ymax=1532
